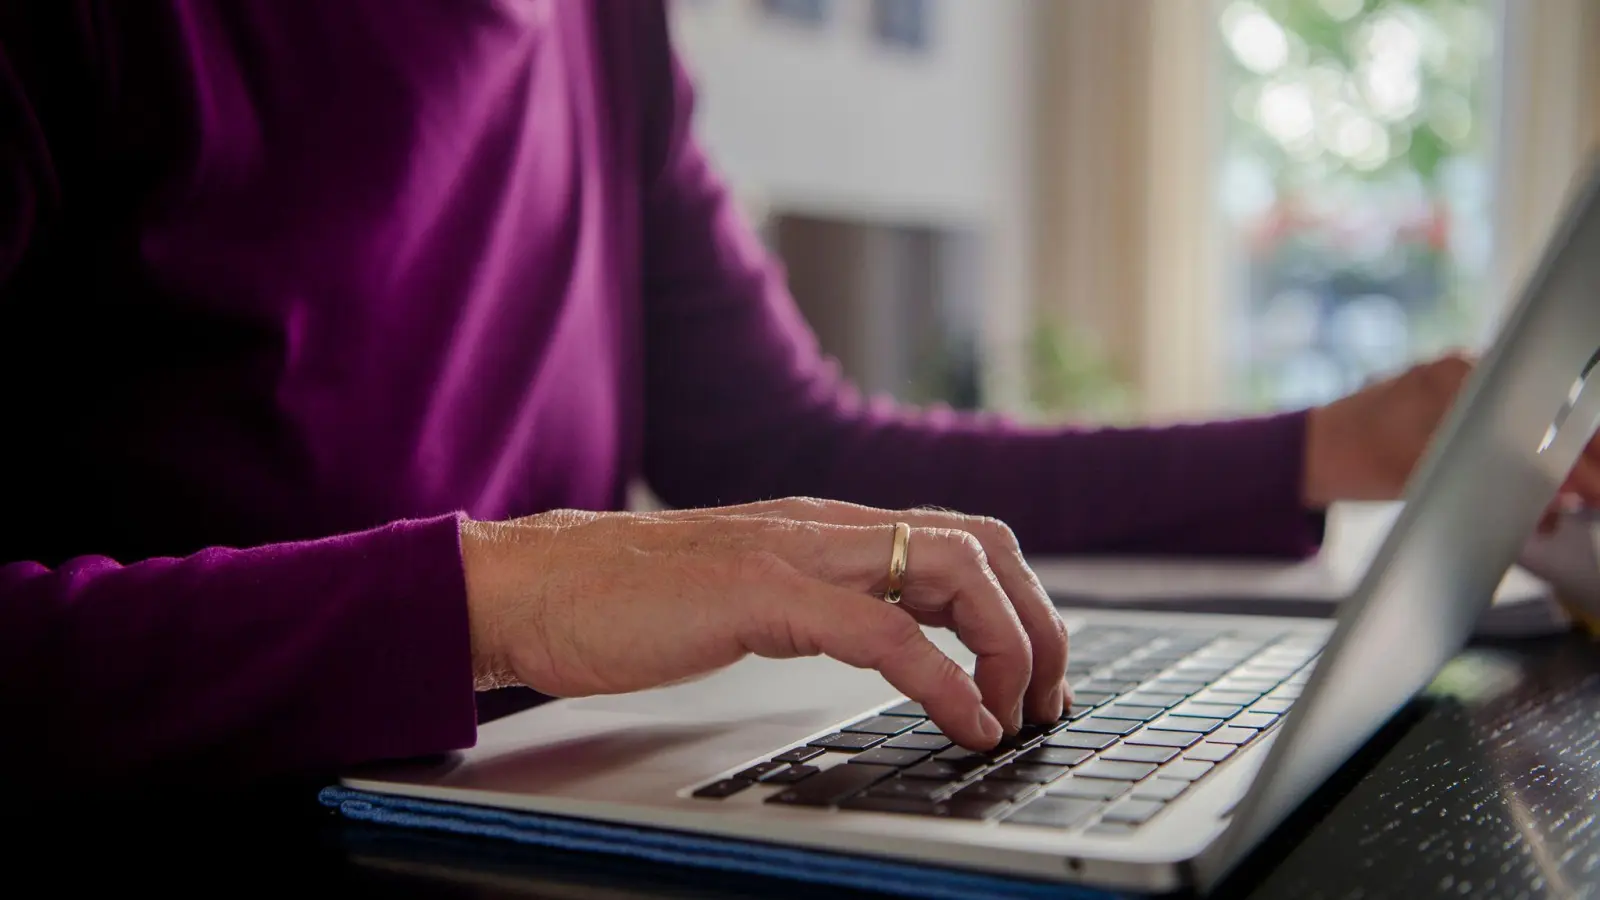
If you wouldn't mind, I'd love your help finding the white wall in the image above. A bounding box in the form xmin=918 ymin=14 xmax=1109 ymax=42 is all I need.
xmin=670 ymin=0 xmax=1038 ymax=409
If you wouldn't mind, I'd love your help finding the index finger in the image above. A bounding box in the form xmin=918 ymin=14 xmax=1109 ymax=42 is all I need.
xmin=737 ymin=565 xmax=1005 ymax=750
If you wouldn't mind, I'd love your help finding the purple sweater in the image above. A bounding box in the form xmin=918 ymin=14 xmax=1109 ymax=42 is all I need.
xmin=0 ymin=1 xmax=1318 ymax=786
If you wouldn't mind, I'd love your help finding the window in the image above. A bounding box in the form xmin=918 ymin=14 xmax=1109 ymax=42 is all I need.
xmin=1218 ymin=0 xmax=1497 ymax=410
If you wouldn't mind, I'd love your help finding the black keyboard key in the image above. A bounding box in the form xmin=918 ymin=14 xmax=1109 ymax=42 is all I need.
xmin=904 ymin=760 xmax=983 ymax=781
xmin=936 ymin=747 xmax=1011 ymax=768
xmin=1173 ymin=661 xmax=1233 ymax=676
xmin=1260 ymin=646 xmax=1315 ymax=660
xmin=1012 ymin=723 xmax=1055 ymax=744
xmin=767 ymin=763 xmax=893 ymax=807
xmin=1191 ymin=690 xmax=1261 ymax=707
xmin=1235 ymin=665 xmax=1298 ymax=680
xmin=1159 ymin=760 xmax=1213 ymax=781
xmin=1044 ymin=731 xmax=1116 ymax=751
xmin=773 ymin=746 xmax=825 ymax=764
xmin=1147 ymin=679 xmax=1208 ymax=696
xmin=1125 ymin=729 xmax=1201 ymax=749
xmin=1136 ymin=656 xmax=1190 ymax=670
xmin=839 ymin=795 xmax=946 ymax=817
xmin=881 ymin=701 xmax=926 ymax=717
xmin=951 ymin=779 xmax=1035 ymax=803
xmin=1065 ymin=718 xmax=1140 ymax=736
xmin=1228 ymin=712 xmax=1279 ymax=730
xmin=808 ymin=732 xmax=884 ymax=752
xmin=884 ymin=733 xmax=953 ymax=752
xmin=1076 ymin=759 xmax=1157 ymax=781
xmin=1185 ymin=743 xmax=1236 ymax=763
xmin=1191 ymin=647 xmax=1254 ymax=662
xmin=693 ymin=779 xmax=751 ymax=799
xmin=1048 ymin=777 xmax=1133 ymax=801
xmin=1101 ymin=745 xmax=1178 ymax=765
xmin=1149 ymin=715 xmax=1225 ymax=734
xmin=841 ymin=794 xmax=1009 ymax=820
xmin=1095 ymin=704 xmax=1163 ymax=722
xmin=1213 ymin=678 xmax=1279 ymax=694
xmin=848 ymin=747 xmax=931 ymax=767
xmin=913 ymin=721 xmax=946 ymax=735
xmin=1131 ymin=779 xmax=1189 ymax=801
xmin=1102 ymin=799 xmax=1165 ymax=825
xmin=1068 ymin=691 xmax=1114 ymax=708
xmin=1205 ymin=638 xmax=1270 ymax=654
xmin=734 ymin=761 xmax=792 ymax=781
xmin=1119 ymin=692 xmax=1186 ymax=709
xmin=987 ymin=763 xmax=1070 ymax=784
xmin=1003 ymin=796 xmax=1101 ymax=829
xmin=1077 ymin=680 xmax=1140 ymax=695
xmin=1250 ymin=698 xmax=1293 ymax=715
xmin=1018 ymin=746 xmax=1093 ymax=766
xmin=762 ymin=764 xmax=821 ymax=785
xmin=945 ymin=797 xmax=1015 ymax=820
xmin=1205 ymin=727 xmax=1260 ymax=746
xmin=844 ymin=716 xmax=917 ymax=736
xmin=1171 ymin=702 xmax=1244 ymax=720
xmin=867 ymin=777 xmax=953 ymax=801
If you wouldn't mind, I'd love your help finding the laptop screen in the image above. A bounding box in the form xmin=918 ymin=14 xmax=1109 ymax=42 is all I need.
xmin=1200 ymin=157 xmax=1600 ymax=889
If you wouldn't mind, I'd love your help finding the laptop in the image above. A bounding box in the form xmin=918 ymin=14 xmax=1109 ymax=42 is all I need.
xmin=342 ymin=160 xmax=1600 ymax=894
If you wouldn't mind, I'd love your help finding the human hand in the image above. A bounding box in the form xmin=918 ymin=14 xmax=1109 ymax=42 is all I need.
xmin=458 ymin=499 xmax=1069 ymax=750
xmin=1302 ymin=353 xmax=1600 ymax=518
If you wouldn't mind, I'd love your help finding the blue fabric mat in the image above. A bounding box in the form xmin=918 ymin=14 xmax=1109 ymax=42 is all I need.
xmin=320 ymin=786 xmax=1136 ymax=900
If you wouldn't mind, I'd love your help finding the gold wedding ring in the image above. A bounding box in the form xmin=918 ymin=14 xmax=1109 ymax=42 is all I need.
xmin=884 ymin=522 xmax=911 ymax=604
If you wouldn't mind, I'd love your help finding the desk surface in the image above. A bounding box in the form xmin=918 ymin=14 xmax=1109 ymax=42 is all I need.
xmin=36 ymin=632 xmax=1600 ymax=899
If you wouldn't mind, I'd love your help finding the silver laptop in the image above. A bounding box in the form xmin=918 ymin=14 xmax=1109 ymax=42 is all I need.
xmin=343 ymin=160 xmax=1600 ymax=894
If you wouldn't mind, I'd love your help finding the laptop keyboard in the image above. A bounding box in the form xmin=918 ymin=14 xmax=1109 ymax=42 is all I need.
xmin=688 ymin=625 xmax=1323 ymax=834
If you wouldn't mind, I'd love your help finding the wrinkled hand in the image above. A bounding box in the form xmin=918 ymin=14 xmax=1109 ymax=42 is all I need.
xmin=459 ymin=499 xmax=1069 ymax=750
xmin=1304 ymin=353 xmax=1600 ymax=517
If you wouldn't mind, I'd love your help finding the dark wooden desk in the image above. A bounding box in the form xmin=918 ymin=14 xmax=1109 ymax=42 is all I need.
xmin=31 ymin=634 xmax=1600 ymax=899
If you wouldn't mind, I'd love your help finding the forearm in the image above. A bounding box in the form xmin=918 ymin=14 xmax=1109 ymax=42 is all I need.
xmin=0 ymin=514 xmax=478 ymax=788
xmin=648 ymin=376 xmax=1321 ymax=557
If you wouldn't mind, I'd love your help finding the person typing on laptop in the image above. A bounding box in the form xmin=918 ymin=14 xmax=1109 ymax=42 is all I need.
xmin=3 ymin=1 xmax=1599 ymax=794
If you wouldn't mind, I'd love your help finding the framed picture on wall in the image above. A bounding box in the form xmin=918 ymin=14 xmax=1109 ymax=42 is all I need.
xmin=872 ymin=0 xmax=932 ymax=52
xmin=760 ymin=0 xmax=831 ymax=27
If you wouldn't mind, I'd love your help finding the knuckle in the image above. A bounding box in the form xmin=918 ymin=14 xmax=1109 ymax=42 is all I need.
xmin=970 ymin=515 xmax=1020 ymax=550
xmin=1044 ymin=612 xmax=1069 ymax=653
xmin=779 ymin=496 xmax=830 ymax=519
xmin=922 ymin=529 xmax=994 ymax=585
xmin=911 ymin=504 xmax=959 ymax=524
xmin=950 ymin=530 xmax=989 ymax=565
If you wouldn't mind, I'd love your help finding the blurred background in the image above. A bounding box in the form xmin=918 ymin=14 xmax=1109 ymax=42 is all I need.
xmin=670 ymin=0 xmax=1600 ymax=424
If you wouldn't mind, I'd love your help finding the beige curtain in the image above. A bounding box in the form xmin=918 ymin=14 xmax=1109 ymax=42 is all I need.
xmin=1033 ymin=0 xmax=1222 ymax=422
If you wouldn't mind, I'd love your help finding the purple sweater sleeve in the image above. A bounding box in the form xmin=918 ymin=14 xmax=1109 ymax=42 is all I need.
xmin=636 ymin=28 xmax=1321 ymax=559
xmin=1 ymin=22 xmax=476 ymax=785
xmin=0 ymin=515 xmax=479 ymax=786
